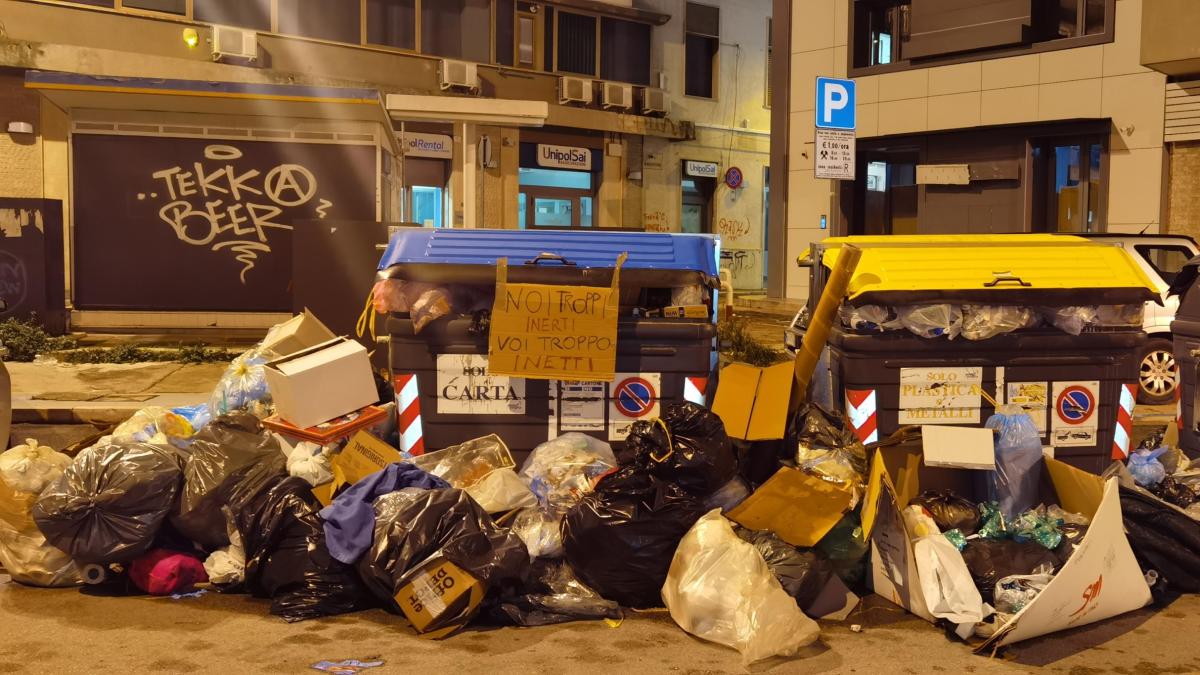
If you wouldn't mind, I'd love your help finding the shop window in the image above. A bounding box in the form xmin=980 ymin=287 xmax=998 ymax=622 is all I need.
xmin=1032 ymin=137 xmax=1106 ymax=233
xmin=557 ymin=11 xmax=597 ymax=76
xmin=277 ymin=0 xmax=361 ymax=44
xmin=600 ymin=17 xmax=651 ymax=85
xmin=367 ymin=0 xmax=417 ymax=51
xmin=685 ymin=2 xmax=719 ymax=98
xmin=194 ymin=0 xmax=270 ymax=31
xmin=123 ymin=0 xmax=185 ymax=14
xmin=422 ymin=0 xmax=491 ymax=63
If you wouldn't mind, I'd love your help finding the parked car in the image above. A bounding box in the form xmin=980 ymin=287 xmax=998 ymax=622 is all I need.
xmin=784 ymin=233 xmax=1199 ymax=405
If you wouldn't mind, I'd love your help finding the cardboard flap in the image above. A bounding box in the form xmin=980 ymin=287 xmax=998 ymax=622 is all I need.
xmin=711 ymin=362 xmax=793 ymax=441
xmin=1045 ymin=455 xmax=1105 ymax=522
xmin=727 ymin=466 xmax=853 ymax=547
xmin=262 ymin=309 xmax=337 ymax=357
xmin=266 ymin=336 xmax=353 ymax=372
xmin=978 ymin=478 xmax=1153 ymax=651
xmin=921 ymin=425 xmax=995 ymax=470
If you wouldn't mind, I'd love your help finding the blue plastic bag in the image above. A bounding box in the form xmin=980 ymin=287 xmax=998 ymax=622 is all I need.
xmin=985 ymin=405 xmax=1043 ymax=520
xmin=1129 ymin=447 xmax=1170 ymax=488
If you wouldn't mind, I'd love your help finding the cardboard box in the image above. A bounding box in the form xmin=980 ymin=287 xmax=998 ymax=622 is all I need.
xmin=394 ymin=557 xmax=486 ymax=639
xmin=711 ymin=362 xmax=793 ymax=441
xmin=264 ymin=337 xmax=378 ymax=430
xmin=319 ymin=430 xmax=405 ymax=506
xmin=863 ymin=441 xmax=1152 ymax=651
xmin=261 ymin=309 xmax=337 ymax=357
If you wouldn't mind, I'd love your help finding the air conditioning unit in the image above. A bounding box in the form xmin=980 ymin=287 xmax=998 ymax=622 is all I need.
xmin=440 ymin=59 xmax=479 ymax=91
xmin=641 ymin=87 xmax=668 ymax=115
xmin=211 ymin=25 xmax=257 ymax=63
xmin=602 ymin=82 xmax=633 ymax=111
xmin=558 ymin=76 xmax=594 ymax=105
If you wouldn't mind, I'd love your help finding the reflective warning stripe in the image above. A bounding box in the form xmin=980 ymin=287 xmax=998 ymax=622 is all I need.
xmin=684 ymin=377 xmax=708 ymax=406
xmin=395 ymin=373 xmax=425 ymax=456
xmin=1112 ymin=383 xmax=1136 ymax=460
xmin=846 ymin=389 xmax=879 ymax=445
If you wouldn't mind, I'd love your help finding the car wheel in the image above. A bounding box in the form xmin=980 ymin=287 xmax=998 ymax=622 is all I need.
xmin=1138 ymin=338 xmax=1178 ymax=405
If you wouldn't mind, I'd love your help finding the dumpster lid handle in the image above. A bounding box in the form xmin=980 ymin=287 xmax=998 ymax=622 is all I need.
xmin=984 ymin=272 xmax=1032 ymax=288
xmin=524 ymin=252 xmax=578 ymax=266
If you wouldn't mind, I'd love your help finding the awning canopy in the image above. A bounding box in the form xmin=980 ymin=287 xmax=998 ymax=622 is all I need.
xmin=26 ymin=70 xmax=401 ymax=155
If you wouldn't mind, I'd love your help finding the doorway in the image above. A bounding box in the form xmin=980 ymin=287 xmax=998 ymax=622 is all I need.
xmin=681 ymin=176 xmax=716 ymax=234
xmin=404 ymin=157 xmax=448 ymax=227
xmin=518 ymin=167 xmax=595 ymax=228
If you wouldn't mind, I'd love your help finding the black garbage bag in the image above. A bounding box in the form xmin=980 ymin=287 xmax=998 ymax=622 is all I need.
xmin=173 ymin=413 xmax=284 ymax=550
xmin=1148 ymin=476 xmax=1200 ymax=509
xmin=737 ymin=528 xmax=837 ymax=614
xmin=790 ymin=403 xmax=868 ymax=487
xmin=357 ymin=488 xmax=529 ymax=637
xmin=484 ymin=559 xmax=622 ymax=627
xmin=562 ymin=466 xmax=707 ymax=608
xmin=622 ymin=402 xmax=736 ymax=495
xmin=961 ymin=539 xmax=1061 ymax=603
xmin=33 ymin=442 xmax=185 ymax=564
xmin=1120 ymin=487 xmax=1200 ymax=593
xmin=234 ymin=473 xmax=370 ymax=622
xmin=910 ymin=491 xmax=981 ymax=535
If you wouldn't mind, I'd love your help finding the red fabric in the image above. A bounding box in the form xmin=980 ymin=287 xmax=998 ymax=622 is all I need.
xmin=129 ymin=549 xmax=208 ymax=596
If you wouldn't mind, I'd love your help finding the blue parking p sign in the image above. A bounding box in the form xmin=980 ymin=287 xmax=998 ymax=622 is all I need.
xmin=815 ymin=77 xmax=856 ymax=130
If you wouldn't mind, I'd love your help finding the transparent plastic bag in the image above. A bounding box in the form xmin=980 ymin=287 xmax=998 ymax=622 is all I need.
xmin=0 ymin=441 xmax=82 ymax=587
xmin=986 ymin=405 xmax=1043 ymax=519
xmin=371 ymin=278 xmax=407 ymax=314
xmin=0 ymin=438 xmax=71 ymax=494
xmin=993 ymin=565 xmax=1054 ymax=614
xmin=409 ymin=434 xmax=515 ymax=489
xmin=671 ymin=284 xmax=705 ymax=306
xmin=112 ymin=407 xmax=198 ymax=449
xmin=465 ymin=468 xmax=537 ymax=514
xmin=662 ymin=510 xmax=821 ymax=665
xmin=961 ymin=306 xmax=1038 ymax=341
xmin=1042 ymin=306 xmax=1098 ymax=336
xmin=792 ymin=403 xmax=868 ymax=490
xmin=898 ymin=304 xmax=962 ymax=340
xmin=838 ymin=304 xmax=898 ymax=333
xmin=521 ymin=434 xmax=618 ymax=509
xmin=209 ymin=347 xmax=273 ymax=419
xmin=512 ymin=507 xmax=568 ymax=559
xmin=1096 ymin=304 xmax=1144 ymax=328
xmin=1129 ymin=447 xmax=1170 ymax=488
xmin=204 ymin=517 xmax=246 ymax=587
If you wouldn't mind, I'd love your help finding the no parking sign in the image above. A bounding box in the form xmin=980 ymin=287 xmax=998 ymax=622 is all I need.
xmin=1052 ymin=381 xmax=1099 ymax=447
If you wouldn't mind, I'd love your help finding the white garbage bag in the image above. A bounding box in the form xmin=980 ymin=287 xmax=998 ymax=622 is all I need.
xmin=662 ymin=510 xmax=821 ymax=665
xmin=913 ymin=534 xmax=987 ymax=633
xmin=0 ymin=439 xmax=82 ymax=587
xmin=203 ymin=517 xmax=246 ymax=586
xmin=280 ymin=437 xmax=334 ymax=488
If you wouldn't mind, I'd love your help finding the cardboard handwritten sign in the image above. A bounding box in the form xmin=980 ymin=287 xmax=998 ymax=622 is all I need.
xmin=487 ymin=253 xmax=626 ymax=382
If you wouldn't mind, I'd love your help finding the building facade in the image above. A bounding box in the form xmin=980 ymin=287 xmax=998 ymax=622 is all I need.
xmin=776 ymin=0 xmax=1183 ymax=301
xmin=0 ymin=0 xmax=772 ymax=332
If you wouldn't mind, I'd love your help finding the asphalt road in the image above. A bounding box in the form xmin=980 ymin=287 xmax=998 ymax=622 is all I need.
xmin=2 ymin=578 xmax=1198 ymax=674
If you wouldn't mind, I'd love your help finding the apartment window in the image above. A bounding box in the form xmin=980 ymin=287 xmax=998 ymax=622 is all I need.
xmin=367 ymin=0 xmax=417 ymax=51
xmin=685 ymin=2 xmax=719 ymax=98
xmin=277 ymin=0 xmax=361 ymax=43
xmin=557 ymin=12 xmax=597 ymax=76
xmin=852 ymin=0 xmax=907 ymax=68
xmin=600 ymin=17 xmax=651 ymax=85
xmin=422 ymin=0 xmax=491 ymax=63
xmin=495 ymin=0 xmax=516 ymax=65
xmin=194 ymin=0 xmax=270 ymax=30
xmin=764 ymin=17 xmax=772 ymax=108
xmin=1034 ymin=0 xmax=1107 ymax=39
xmin=123 ymin=0 xmax=185 ymax=14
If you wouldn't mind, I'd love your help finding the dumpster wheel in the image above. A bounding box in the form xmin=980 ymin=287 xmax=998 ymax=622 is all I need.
xmin=1138 ymin=338 xmax=1178 ymax=405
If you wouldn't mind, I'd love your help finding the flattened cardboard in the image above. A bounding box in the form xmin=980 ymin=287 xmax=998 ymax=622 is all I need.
xmin=261 ymin=309 xmax=337 ymax=357
xmin=711 ymin=362 xmax=794 ymax=441
xmin=921 ymin=425 xmax=995 ymax=470
xmin=264 ymin=337 xmax=378 ymax=430
xmin=727 ymin=466 xmax=853 ymax=547
xmin=864 ymin=444 xmax=1153 ymax=651
xmin=394 ymin=558 xmax=486 ymax=639
xmin=322 ymin=430 xmax=404 ymax=506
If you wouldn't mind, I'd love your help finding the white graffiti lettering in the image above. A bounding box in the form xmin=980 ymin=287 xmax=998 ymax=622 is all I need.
xmin=147 ymin=144 xmax=334 ymax=283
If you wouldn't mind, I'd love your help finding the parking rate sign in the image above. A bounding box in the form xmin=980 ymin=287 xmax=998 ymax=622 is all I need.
xmin=815 ymin=77 xmax=856 ymax=130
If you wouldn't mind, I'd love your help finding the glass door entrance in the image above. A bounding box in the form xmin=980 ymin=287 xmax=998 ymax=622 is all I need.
xmin=518 ymin=167 xmax=595 ymax=228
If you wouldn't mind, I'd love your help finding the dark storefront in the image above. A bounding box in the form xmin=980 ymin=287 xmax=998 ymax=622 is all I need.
xmin=71 ymin=134 xmax=377 ymax=312
xmin=846 ymin=121 xmax=1110 ymax=235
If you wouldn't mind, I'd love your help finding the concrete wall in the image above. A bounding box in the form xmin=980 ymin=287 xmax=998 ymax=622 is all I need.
xmin=786 ymin=0 xmax=1168 ymax=300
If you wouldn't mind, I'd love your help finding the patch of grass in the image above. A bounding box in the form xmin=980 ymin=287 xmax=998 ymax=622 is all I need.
xmin=718 ymin=316 xmax=786 ymax=367
xmin=0 ymin=317 xmax=78 ymax=362
xmin=57 ymin=344 xmax=240 ymax=365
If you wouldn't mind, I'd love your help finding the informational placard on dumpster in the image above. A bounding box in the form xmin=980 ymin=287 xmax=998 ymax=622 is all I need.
xmin=1052 ymin=380 xmax=1099 ymax=447
xmin=437 ymin=355 xmax=526 ymax=415
xmin=487 ymin=254 xmax=626 ymax=382
xmin=1007 ymin=382 xmax=1049 ymax=434
xmin=898 ymin=367 xmax=982 ymax=425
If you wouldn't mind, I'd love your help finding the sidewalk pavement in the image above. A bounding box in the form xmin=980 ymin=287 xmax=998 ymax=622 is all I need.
xmin=11 ymin=360 xmax=227 ymax=425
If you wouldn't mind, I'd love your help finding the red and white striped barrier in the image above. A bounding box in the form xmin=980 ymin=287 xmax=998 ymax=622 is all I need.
xmin=1112 ymin=383 xmax=1137 ymax=460
xmin=395 ymin=373 xmax=425 ymax=456
xmin=846 ymin=389 xmax=879 ymax=445
xmin=683 ymin=376 xmax=708 ymax=406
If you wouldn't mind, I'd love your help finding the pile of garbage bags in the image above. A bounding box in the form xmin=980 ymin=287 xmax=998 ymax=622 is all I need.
xmin=839 ymin=302 xmax=1143 ymax=340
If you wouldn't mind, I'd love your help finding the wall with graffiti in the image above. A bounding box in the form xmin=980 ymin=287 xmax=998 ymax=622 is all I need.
xmin=71 ymin=134 xmax=377 ymax=312
xmin=0 ymin=199 xmax=66 ymax=333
